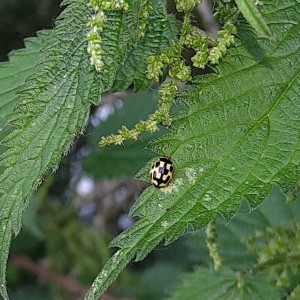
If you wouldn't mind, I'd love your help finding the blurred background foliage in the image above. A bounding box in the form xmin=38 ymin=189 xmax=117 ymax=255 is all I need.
xmin=1 ymin=1 xmax=300 ymax=300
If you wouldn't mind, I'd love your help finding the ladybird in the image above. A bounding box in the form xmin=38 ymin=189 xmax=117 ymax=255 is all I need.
xmin=150 ymin=157 xmax=174 ymax=188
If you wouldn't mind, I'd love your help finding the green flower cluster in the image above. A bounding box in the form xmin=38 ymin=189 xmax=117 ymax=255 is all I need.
xmin=175 ymin=0 xmax=202 ymax=12
xmin=87 ymin=0 xmax=128 ymax=71
xmin=99 ymin=81 xmax=177 ymax=147
xmin=137 ymin=0 xmax=152 ymax=38
xmin=205 ymin=221 xmax=222 ymax=272
xmin=87 ymin=10 xmax=106 ymax=71
xmin=147 ymin=0 xmax=238 ymax=81
xmin=214 ymin=0 xmax=239 ymax=24
xmin=208 ymin=23 xmax=237 ymax=64
xmin=147 ymin=13 xmax=195 ymax=83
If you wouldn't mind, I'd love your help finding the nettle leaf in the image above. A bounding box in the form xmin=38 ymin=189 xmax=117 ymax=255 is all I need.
xmin=0 ymin=0 xmax=124 ymax=296
xmin=0 ymin=31 xmax=50 ymax=128
xmin=85 ymin=0 xmax=300 ymax=299
xmin=0 ymin=31 xmax=51 ymax=160
xmin=166 ymin=267 xmax=281 ymax=300
xmin=0 ymin=1 xmax=96 ymax=297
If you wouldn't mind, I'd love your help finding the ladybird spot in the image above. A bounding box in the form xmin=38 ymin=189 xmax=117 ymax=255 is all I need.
xmin=158 ymin=166 xmax=165 ymax=174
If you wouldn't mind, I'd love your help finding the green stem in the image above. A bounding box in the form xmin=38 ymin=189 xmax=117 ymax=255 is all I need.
xmin=251 ymin=254 xmax=300 ymax=274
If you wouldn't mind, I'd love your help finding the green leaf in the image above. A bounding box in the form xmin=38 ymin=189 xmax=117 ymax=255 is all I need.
xmin=0 ymin=0 xmax=105 ymax=297
xmin=0 ymin=29 xmax=54 ymax=275
xmin=166 ymin=267 xmax=281 ymax=300
xmin=0 ymin=31 xmax=52 ymax=161
xmin=85 ymin=0 xmax=300 ymax=298
xmin=0 ymin=0 xmax=99 ymax=225
xmin=234 ymin=0 xmax=272 ymax=38
xmin=0 ymin=31 xmax=51 ymax=128
xmin=0 ymin=30 xmax=50 ymax=300
xmin=138 ymin=263 xmax=182 ymax=300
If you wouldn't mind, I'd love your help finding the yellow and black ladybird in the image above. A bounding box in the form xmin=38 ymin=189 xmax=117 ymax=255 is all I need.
xmin=150 ymin=157 xmax=174 ymax=188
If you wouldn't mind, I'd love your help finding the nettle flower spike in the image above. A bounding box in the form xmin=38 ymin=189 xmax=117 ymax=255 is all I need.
xmin=137 ymin=0 xmax=152 ymax=38
xmin=214 ymin=0 xmax=239 ymax=25
xmin=169 ymin=60 xmax=191 ymax=81
xmin=175 ymin=0 xmax=202 ymax=12
xmin=191 ymin=46 xmax=209 ymax=69
xmin=98 ymin=82 xmax=177 ymax=147
xmin=205 ymin=221 xmax=222 ymax=272
xmin=91 ymin=0 xmax=129 ymax=10
xmin=87 ymin=10 xmax=106 ymax=71
xmin=208 ymin=23 xmax=237 ymax=64
xmin=87 ymin=0 xmax=129 ymax=72
xmin=146 ymin=55 xmax=164 ymax=82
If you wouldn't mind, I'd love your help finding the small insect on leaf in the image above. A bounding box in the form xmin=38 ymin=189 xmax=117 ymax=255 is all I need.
xmin=149 ymin=157 xmax=174 ymax=188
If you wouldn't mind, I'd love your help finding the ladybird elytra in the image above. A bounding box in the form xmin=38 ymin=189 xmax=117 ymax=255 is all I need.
xmin=150 ymin=157 xmax=174 ymax=188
